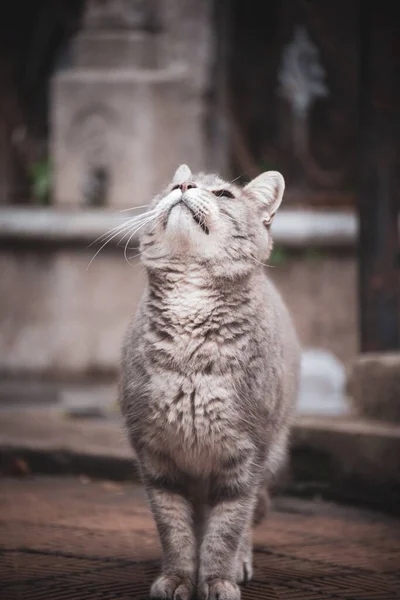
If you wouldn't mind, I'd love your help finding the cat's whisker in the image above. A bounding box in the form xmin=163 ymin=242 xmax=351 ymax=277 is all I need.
xmin=87 ymin=227 xmax=129 ymax=271
xmin=249 ymin=254 xmax=275 ymax=269
xmin=119 ymin=204 xmax=152 ymax=213
xmin=116 ymin=215 xmax=156 ymax=248
xmin=88 ymin=222 xmax=131 ymax=248
xmin=86 ymin=213 xmax=157 ymax=270
xmin=124 ymin=216 xmax=158 ymax=266
xmin=89 ymin=217 xmax=152 ymax=247
xmin=99 ymin=220 xmax=145 ymax=247
xmin=227 ymin=172 xmax=246 ymax=185
xmin=88 ymin=210 xmax=157 ymax=248
xmin=121 ymin=214 xmax=158 ymax=247
xmin=126 ymin=249 xmax=143 ymax=261
xmin=128 ymin=248 xmax=169 ymax=262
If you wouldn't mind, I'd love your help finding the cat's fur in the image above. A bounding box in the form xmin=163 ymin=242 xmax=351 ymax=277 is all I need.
xmin=119 ymin=165 xmax=300 ymax=600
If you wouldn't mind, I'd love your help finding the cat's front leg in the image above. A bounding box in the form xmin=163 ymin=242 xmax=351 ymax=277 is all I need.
xmin=144 ymin=475 xmax=196 ymax=600
xmin=198 ymin=485 xmax=256 ymax=600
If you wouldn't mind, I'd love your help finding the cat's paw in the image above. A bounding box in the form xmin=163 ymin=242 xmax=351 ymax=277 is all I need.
xmin=150 ymin=574 xmax=194 ymax=600
xmin=199 ymin=578 xmax=241 ymax=600
xmin=235 ymin=553 xmax=253 ymax=584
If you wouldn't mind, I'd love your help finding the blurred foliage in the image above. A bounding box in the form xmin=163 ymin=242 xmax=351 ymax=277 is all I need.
xmin=259 ymin=160 xmax=278 ymax=172
xmin=304 ymin=248 xmax=325 ymax=262
xmin=269 ymin=247 xmax=327 ymax=267
xmin=30 ymin=159 xmax=51 ymax=205
xmin=269 ymin=246 xmax=288 ymax=266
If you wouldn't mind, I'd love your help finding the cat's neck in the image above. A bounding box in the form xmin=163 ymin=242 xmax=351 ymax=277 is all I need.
xmin=148 ymin=261 xmax=211 ymax=288
xmin=147 ymin=261 xmax=259 ymax=298
xmin=146 ymin=262 xmax=261 ymax=330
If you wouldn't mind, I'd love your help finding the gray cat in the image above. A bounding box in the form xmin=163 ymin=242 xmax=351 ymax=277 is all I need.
xmin=119 ymin=165 xmax=300 ymax=600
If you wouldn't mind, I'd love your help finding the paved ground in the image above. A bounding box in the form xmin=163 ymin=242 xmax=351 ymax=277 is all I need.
xmin=0 ymin=476 xmax=399 ymax=600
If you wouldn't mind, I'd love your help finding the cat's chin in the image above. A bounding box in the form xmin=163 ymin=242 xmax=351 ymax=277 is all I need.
xmin=164 ymin=235 xmax=213 ymax=261
xmin=164 ymin=210 xmax=210 ymax=255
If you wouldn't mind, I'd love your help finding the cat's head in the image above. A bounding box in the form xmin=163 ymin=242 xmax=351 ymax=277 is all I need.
xmin=139 ymin=164 xmax=284 ymax=278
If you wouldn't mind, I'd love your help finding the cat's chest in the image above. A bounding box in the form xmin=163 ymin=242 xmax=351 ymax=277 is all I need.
xmin=145 ymin=288 xmax=252 ymax=374
xmin=149 ymin=373 xmax=239 ymax=449
xmin=143 ymin=282 xmax=254 ymax=458
xmin=151 ymin=383 xmax=242 ymax=475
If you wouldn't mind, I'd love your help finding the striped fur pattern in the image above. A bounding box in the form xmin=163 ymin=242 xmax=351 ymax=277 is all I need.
xmin=119 ymin=166 xmax=300 ymax=600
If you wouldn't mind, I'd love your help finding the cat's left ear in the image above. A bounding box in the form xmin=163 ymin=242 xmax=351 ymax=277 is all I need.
xmin=244 ymin=171 xmax=285 ymax=224
xmin=173 ymin=164 xmax=192 ymax=184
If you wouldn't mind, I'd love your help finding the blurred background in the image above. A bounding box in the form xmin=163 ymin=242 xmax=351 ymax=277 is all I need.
xmin=0 ymin=0 xmax=398 ymax=410
xmin=0 ymin=2 xmax=399 ymax=598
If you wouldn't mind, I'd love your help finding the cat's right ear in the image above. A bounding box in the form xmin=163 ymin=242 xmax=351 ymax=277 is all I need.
xmin=173 ymin=164 xmax=192 ymax=184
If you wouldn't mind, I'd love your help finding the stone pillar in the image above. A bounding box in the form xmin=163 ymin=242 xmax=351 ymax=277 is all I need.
xmin=52 ymin=0 xmax=211 ymax=209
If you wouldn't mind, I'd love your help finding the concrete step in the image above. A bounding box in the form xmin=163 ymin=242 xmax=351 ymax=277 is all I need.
xmin=1 ymin=405 xmax=399 ymax=515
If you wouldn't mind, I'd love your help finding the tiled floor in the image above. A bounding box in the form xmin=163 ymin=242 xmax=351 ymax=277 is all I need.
xmin=0 ymin=477 xmax=399 ymax=599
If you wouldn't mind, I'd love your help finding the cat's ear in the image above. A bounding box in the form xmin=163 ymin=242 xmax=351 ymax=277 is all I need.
xmin=244 ymin=171 xmax=285 ymax=223
xmin=173 ymin=164 xmax=192 ymax=184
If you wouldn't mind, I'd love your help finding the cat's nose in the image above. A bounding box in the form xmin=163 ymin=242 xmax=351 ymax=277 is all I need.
xmin=179 ymin=182 xmax=197 ymax=193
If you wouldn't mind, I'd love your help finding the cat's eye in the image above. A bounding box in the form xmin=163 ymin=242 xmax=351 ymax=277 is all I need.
xmin=212 ymin=189 xmax=235 ymax=199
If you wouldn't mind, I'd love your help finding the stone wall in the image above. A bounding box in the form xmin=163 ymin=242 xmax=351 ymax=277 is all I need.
xmin=0 ymin=1 xmax=359 ymax=380
xmin=0 ymin=248 xmax=145 ymax=376
xmin=0 ymin=246 xmax=357 ymax=378
xmin=52 ymin=0 xmax=213 ymax=209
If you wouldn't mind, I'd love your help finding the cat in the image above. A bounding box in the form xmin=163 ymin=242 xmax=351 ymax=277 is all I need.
xmin=119 ymin=164 xmax=300 ymax=600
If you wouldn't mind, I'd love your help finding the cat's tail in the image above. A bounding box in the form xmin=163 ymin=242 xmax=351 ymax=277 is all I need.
xmin=253 ymin=456 xmax=290 ymax=525
xmin=253 ymin=486 xmax=271 ymax=525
